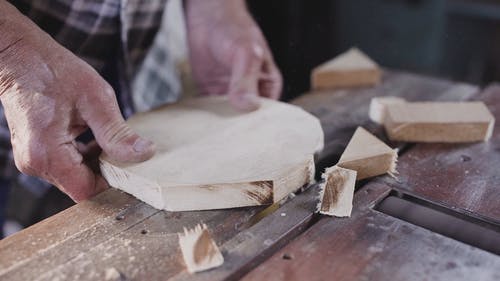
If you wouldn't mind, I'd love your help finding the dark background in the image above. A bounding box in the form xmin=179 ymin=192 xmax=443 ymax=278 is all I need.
xmin=248 ymin=0 xmax=500 ymax=100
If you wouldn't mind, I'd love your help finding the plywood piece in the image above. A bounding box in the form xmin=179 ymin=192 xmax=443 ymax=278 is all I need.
xmin=178 ymin=224 xmax=224 ymax=273
xmin=337 ymin=127 xmax=397 ymax=180
xmin=311 ymin=48 xmax=381 ymax=91
xmin=369 ymin=96 xmax=406 ymax=124
xmin=100 ymin=96 xmax=323 ymax=211
xmin=384 ymin=102 xmax=495 ymax=143
xmin=317 ymin=166 xmax=356 ymax=217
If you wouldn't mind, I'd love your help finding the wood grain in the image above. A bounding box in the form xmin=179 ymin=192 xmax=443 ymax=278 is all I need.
xmin=337 ymin=127 xmax=397 ymax=180
xmin=385 ymin=84 xmax=500 ymax=223
xmin=243 ymin=208 xmax=500 ymax=281
xmin=0 ymin=71 xmax=483 ymax=281
xmin=169 ymin=185 xmax=320 ymax=281
xmin=242 ymin=85 xmax=500 ymax=281
xmin=311 ymin=48 xmax=381 ymax=90
xmin=0 ymin=190 xmax=152 ymax=276
xmin=29 ymin=205 xmax=265 ymax=281
xmin=178 ymin=224 xmax=224 ymax=273
xmin=318 ymin=166 xmax=356 ymax=217
xmin=384 ymin=101 xmax=494 ymax=142
xmin=100 ymin=96 xmax=323 ymax=211
xmin=294 ymin=70 xmax=478 ymax=176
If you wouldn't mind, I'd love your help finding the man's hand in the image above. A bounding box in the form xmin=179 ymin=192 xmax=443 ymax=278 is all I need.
xmin=185 ymin=0 xmax=283 ymax=111
xmin=0 ymin=1 xmax=155 ymax=202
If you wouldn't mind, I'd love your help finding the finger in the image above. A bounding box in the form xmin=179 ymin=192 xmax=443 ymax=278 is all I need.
xmin=47 ymin=143 xmax=107 ymax=202
xmin=196 ymin=78 xmax=230 ymax=96
xmin=259 ymin=56 xmax=283 ymax=100
xmin=78 ymin=81 xmax=155 ymax=163
xmin=228 ymin=44 xmax=264 ymax=111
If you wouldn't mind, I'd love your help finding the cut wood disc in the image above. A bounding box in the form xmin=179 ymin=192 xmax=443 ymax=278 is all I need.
xmin=100 ymin=96 xmax=324 ymax=211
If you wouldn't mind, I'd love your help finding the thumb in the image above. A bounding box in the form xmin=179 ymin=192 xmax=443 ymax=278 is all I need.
xmin=228 ymin=44 xmax=264 ymax=111
xmin=79 ymin=84 xmax=155 ymax=163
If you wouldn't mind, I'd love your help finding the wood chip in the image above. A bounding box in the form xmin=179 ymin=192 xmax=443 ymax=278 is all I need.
xmin=384 ymin=101 xmax=495 ymax=142
xmin=318 ymin=166 xmax=357 ymax=217
xmin=337 ymin=127 xmax=398 ymax=180
xmin=178 ymin=224 xmax=224 ymax=273
xmin=369 ymin=96 xmax=406 ymax=124
xmin=311 ymin=47 xmax=381 ymax=91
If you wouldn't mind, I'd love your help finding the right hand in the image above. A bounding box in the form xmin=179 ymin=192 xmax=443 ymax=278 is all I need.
xmin=0 ymin=2 xmax=155 ymax=202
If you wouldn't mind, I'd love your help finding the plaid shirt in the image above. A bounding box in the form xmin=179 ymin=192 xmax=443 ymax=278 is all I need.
xmin=1 ymin=0 xmax=172 ymax=192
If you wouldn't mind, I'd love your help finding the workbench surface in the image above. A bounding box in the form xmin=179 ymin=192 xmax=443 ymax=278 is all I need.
xmin=1 ymin=70 xmax=499 ymax=281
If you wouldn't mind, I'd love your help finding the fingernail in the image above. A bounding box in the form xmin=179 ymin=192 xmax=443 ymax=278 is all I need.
xmin=133 ymin=138 xmax=154 ymax=153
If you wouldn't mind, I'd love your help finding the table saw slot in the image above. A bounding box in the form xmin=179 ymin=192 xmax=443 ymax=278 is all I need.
xmin=375 ymin=190 xmax=500 ymax=256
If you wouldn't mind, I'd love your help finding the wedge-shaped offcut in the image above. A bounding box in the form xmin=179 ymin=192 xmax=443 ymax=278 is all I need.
xmin=311 ymin=48 xmax=381 ymax=90
xmin=337 ymin=127 xmax=397 ymax=180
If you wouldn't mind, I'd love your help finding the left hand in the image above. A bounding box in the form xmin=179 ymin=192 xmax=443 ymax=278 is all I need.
xmin=185 ymin=0 xmax=283 ymax=111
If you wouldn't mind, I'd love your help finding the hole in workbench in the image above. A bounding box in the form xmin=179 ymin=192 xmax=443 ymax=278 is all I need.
xmin=282 ymin=253 xmax=293 ymax=260
xmin=375 ymin=190 xmax=500 ymax=256
xmin=141 ymin=229 xmax=148 ymax=235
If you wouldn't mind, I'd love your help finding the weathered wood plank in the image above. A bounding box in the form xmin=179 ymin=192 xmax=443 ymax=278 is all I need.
xmin=0 ymin=70 xmax=480 ymax=281
xmin=170 ymin=185 xmax=319 ymax=281
xmin=0 ymin=189 xmax=152 ymax=275
xmin=163 ymin=72 xmax=479 ymax=280
xmin=242 ymin=181 xmax=500 ymax=281
xmin=242 ymin=84 xmax=500 ymax=281
xmin=11 ymin=205 xmax=264 ymax=281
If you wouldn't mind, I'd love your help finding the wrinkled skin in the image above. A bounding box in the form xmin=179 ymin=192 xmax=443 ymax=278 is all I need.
xmin=0 ymin=0 xmax=282 ymax=202
xmin=185 ymin=0 xmax=282 ymax=111
xmin=0 ymin=1 xmax=155 ymax=201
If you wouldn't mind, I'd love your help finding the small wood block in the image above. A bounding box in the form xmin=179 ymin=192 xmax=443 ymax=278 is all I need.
xmin=178 ymin=224 xmax=224 ymax=273
xmin=384 ymin=102 xmax=495 ymax=143
xmin=318 ymin=166 xmax=357 ymax=217
xmin=369 ymin=96 xmax=406 ymax=124
xmin=311 ymin=48 xmax=381 ymax=91
xmin=100 ymin=96 xmax=323 ymax=211
xmin=337 ymin=127 xmax=397 ymax=180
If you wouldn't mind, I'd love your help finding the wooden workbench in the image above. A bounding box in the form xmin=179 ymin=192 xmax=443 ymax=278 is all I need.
xmin=1 ymin=70 xmax=499 ymax=281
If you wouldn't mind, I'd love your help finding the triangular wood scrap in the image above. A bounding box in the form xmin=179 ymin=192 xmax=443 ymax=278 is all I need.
xmin=317 ymin=166 xmax=357 ymax=217
xmin=369 ymin=96 xmax=406 ymax=124
xmin=311 ymin=48 xmax=381 ymax=91
xmin=178 ymin=224 xmax=224 ymax=273
xmin=337 ymin=127 xmax=397 ymax=180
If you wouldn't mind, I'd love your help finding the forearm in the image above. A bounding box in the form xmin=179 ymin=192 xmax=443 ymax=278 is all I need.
xmin=0 ymin=0 xmax=56 ymax=96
